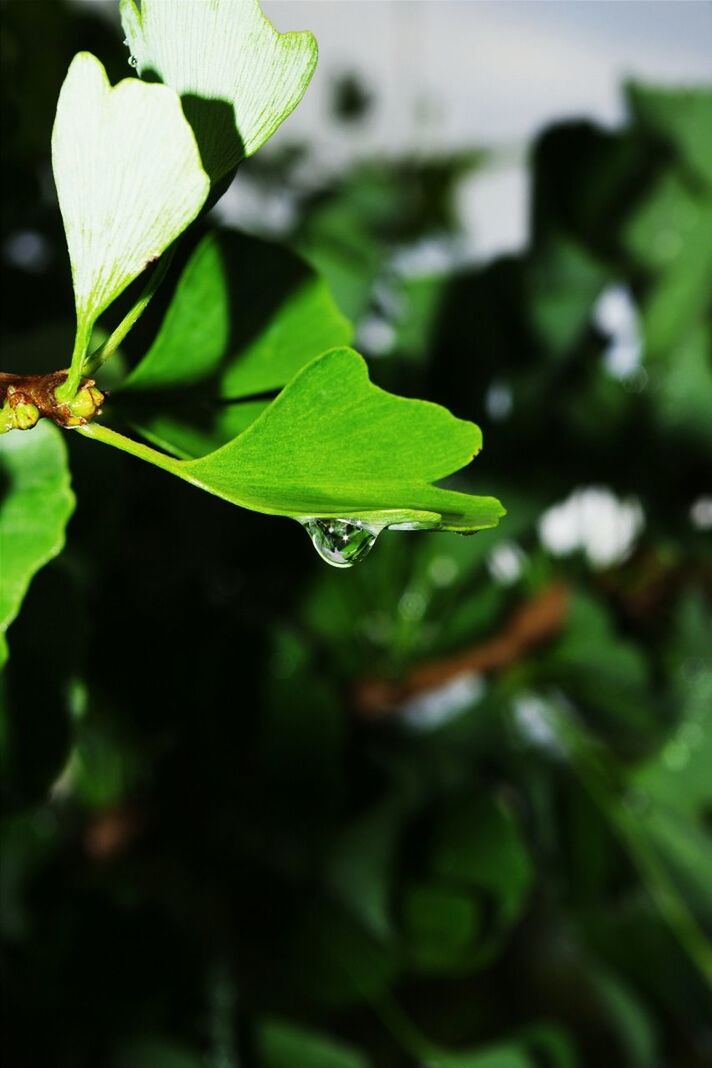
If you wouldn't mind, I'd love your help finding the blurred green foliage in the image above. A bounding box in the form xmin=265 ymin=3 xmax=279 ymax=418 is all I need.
xmin=1 ymin=4 xmax=711 ymax=1067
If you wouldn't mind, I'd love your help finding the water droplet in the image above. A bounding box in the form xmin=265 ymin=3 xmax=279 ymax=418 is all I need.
xmin=388 ymin=520 xmax=438 ymax=531
xmin=300 ymin=518 xmax=380 ymax=568
xmin=128 ymin=55 xmax=138 ymax=68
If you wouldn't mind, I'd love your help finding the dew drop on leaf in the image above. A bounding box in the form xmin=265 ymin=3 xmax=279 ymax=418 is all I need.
xmin=300 ymin=518 xmax=380 ymax=568
xmin=128 ymin=55 xmax=138 ymax=68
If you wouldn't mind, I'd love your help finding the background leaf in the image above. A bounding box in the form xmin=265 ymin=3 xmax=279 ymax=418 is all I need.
xmin=257 ymin=1019 xmax=371 ymax=1068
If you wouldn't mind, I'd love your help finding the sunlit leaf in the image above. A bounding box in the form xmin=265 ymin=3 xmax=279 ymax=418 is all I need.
xmin=82 ymin=348 xmax=505 ymax=533
xmin=120 ymin=0 xmax=317 ymax=182
xmin=52 ymin=52 xmax=209 ymax=373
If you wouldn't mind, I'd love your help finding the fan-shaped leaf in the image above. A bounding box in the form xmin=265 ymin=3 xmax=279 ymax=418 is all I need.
xmin=120 ymin=0 xmax=318 ymax=182
xmin=81 ymin=348 xmax=504 ymax=533
xmin=52 ymin=52 xmax=209 ymax=381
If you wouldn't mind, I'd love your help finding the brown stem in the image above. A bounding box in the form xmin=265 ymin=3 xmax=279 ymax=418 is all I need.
xmin=0 ymin=371 xmax=105 ymax=430
xmin=354 ymin=582 xmax=570 ymax=718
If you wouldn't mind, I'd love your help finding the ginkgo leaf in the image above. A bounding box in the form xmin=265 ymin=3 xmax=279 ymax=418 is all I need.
xmin=80 ymin=348 xmax=504 ymax=534
xmin=119 ymin=230 xmax=353 ymax=457
xmin=122 ymin=230 xmax=352 ymax=396
xmin=120 ymin=0 xmax=318 ymax=183
xmin=52 ymin=51 xmax=209 ymax=388
xmin=0 ymin=422 xmax=75 ymax=667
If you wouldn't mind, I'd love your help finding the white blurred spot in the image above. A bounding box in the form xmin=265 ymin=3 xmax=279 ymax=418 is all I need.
xmin=357 ymin=316 xmax=395 ymax=356
xmin=488 ymin=541 xmax=525 ymax=585
xmin=512 ymin=693 xmax=562 ymax=754
xmin=3 ymin=230 xmax=51 ymax=273
xmin=392 ymin=237 xmax=456 ymax=278
xmin=485 ymin=380 xmax=513 ymax=421
xmin=211 ymin=179 xmax=296 ymax=235
xmin=690 ymin=496 xmax=712 ymax=531
xmin=459 ymin=162 xmax=529 ymax=261
xmin=402 ymin=672 xmax=484 ymax=730
xmin=594 ymin=284 xmax=643 ymax=380
xmin=539 ymin=486 xmax=644 ymax=568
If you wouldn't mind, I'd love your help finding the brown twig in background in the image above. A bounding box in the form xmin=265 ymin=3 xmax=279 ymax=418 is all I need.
xmin=354 ymin=582 xmax=570 ymax=719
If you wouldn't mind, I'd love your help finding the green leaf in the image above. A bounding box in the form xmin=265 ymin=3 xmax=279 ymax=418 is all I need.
xmin=430 ymin=1042 xmax=534 ymax=1068
xmin=627 ymin=83 xmax=712 ymax=188
xmin=290 ymin=899 xmax=398 ymax=1005
xmin=547 ymin=593 xmax=653 ymax=738
xmin=120 ymin=0 xmax=318 ymax=183
xmin=325 ymin=800 xmax=404 ymax=940
xmin=649 ymin=323 xmax=712 ymax=448
xmin=52 ymin=52 xmax=209 ymax=387
xmin=123 ymin=230 xmax=352 ymax=397
xmin=632 ymin=596 xmax=712 ymax=822
xmin=81 ymin=348 xmax=505 ymax=533
xmin=527 ymin=235 xmax=609 ymax=358
xmin=0 ymin=423 xmax=75 ymax=666
xmin=587 ymin=966 xmax=658 ymax=1068
xmin=431 ymin=796 xmax=533 ymax=929
xmin=258 ymin=1019 xmax=371 ymax=1068
xmin=623 ymin=172 xmax=712 ymax=358
xmin=403 ymin=883 xmax=482 ymax=974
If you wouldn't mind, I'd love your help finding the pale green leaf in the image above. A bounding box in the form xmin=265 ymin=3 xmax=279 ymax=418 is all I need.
xmin=52 ymin=52 xmax=209 ymax=377
xmin=80 ymin=348 xmax=505 ymax=532
xmin=120 ymin=0 xmax=318 ymax=182
xmin=0 ymin=423 xmax=75 ymax=666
